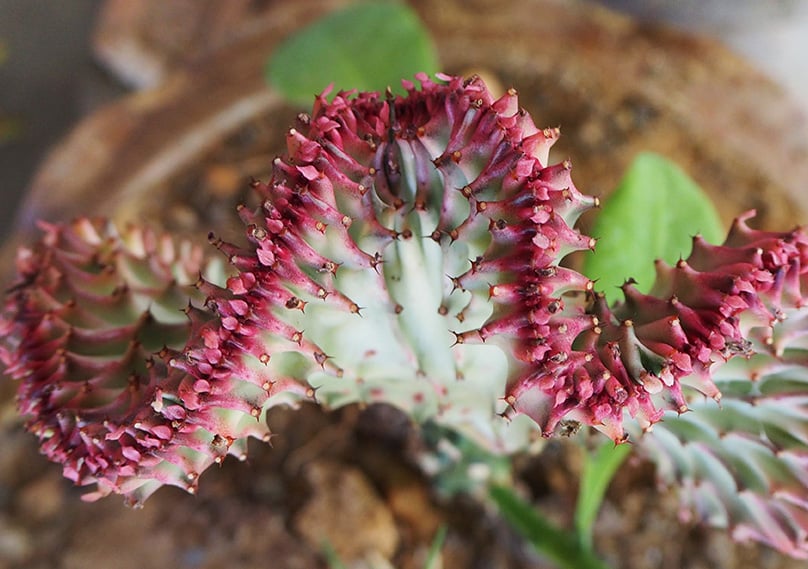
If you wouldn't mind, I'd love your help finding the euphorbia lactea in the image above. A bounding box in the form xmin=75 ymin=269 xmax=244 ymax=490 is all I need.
xmin=3 ymin=75 xmax=808 ymax=556
xmin=184 ymin=73 xmax=601 ymax=453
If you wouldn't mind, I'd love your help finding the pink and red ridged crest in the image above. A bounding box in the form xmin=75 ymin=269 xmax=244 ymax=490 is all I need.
xmin=509 ymin=211 xmax=808 ymax=441
xmin=4 ymin=75 xmax=808 ymax=517
xmin=638 ymin=213 xmax=808 ymax=557
xmin=0 ymin=219 xmax=272 ymax=505
xmin=186 ymin=74 xmax=602 ymax=449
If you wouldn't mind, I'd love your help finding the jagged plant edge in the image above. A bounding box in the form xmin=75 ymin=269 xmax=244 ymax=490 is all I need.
xmin=0 ymin=75 xmax=807 ymax=560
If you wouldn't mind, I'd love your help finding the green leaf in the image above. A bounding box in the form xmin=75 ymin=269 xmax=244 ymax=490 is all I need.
xmin=489 ymin=485 xmax=611 ymax=569
xmin=574 ymin=441 xmax=632 ymax=548
xmin=0 ymin=116 xmax=22 ymax=144
xmin=422 ymin=424 xmax=514 ymax=497
xmin=423 ymin=525 xmax=448 ymax=569
xmin=322 ymin=540 xmax=348 ymax=569
xmin=583 ymin=152 xmax=724 ymax=297
xmin=266 ymin=1 xmax=439 ymax=105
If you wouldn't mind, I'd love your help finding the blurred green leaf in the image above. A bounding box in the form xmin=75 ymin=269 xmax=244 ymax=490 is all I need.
xmin=422 ymin=424 xmax=513 ymax=498
xmin=266 ymin=1 xmax=439 ymax=105
xmin=583 ymin=152 xmax=724 ymax=298
xmin=490 ymin=485 xmax=610 ymax=569
xmin=0 ymin=116 xmax=22 ymax=144
xmin=322 ymin=540 xmax=348 ymax=569
xmin=574 ymin=440 xmax=631 ymax=547
xmin=423 ymin=525 xmax=447 ymax=569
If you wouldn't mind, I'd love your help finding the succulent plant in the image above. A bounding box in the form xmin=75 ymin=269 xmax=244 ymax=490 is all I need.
xmin=3 ymin=74 xmax=808 ymax=560
xmin=187 ymin=73 xmax=807 ymax=451
xmin=0 ymin=219 xmax=282 ymax=505
xmin=632 ymin=213 xmax=808 ymax=557
xmin=180 ymin=73 xmax=603 ymax=454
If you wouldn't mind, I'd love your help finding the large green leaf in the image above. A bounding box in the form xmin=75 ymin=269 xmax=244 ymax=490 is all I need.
xmin=266 ymin=1 xmax=439 ymax=105
xmin=583 ymin=152 xmax=723 ymax=297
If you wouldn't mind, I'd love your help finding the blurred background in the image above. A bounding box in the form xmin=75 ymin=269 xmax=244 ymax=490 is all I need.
xmin=1 ymin=0 xmax=108 ymax=240
xmin=2 ymin=3 xmax=808 ymax=568
xmin=599 ymin=0 xmax=808 ymax=113
xmin=1 ymin=0 xmax=807 ymax=241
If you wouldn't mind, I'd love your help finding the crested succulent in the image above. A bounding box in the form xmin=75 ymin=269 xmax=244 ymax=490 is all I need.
xmin=185 ymin=73 xmax=805 ymax=450
xmin=180 ymin=73 xmax=601 ymax=453
xmin=3 ymin=74 xmax=808 ymax=560
xmin=632 ymin=213 xmax=808 ymax=557
xmin=542 ymin=210 xmax=808 ymax=441
xmin=0 ymin=219 xmax=284 ymax=505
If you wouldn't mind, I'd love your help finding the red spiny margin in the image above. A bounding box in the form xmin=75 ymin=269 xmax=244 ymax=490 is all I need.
xmin=507 ymin=211 xmax=808 ymax=442
xmin=637 ymin=213 xmax=808 ymax=558
xmin=0 ymin=219 xmax=271 ymax=505
xmin=8 ymin=75 xmax=808 ymax=507
xmin=180 ymin=73 xmax=601 ymax=451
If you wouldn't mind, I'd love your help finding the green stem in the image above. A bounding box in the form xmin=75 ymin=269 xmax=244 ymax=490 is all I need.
xmin=322 ymin=540 xmax=349 ymax=569
xmin=490 ymin=484 xmax=611 ymax=569
xmin=424 ymin=525 xmax=448 ymax=569
xmin=574 ymin=441 xmax=631 ymax=548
